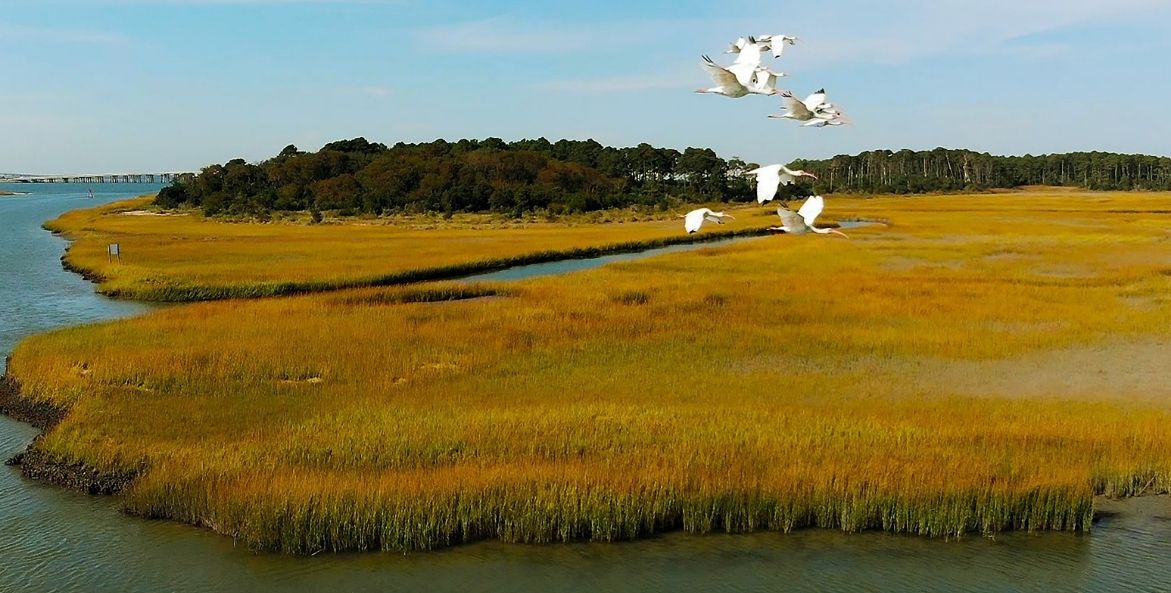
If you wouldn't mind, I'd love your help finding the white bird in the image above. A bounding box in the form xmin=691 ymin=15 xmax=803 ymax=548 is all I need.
xmin=731 ymin=36 xmax=766 ymax=66
xmin=769 ymin=195 xmax=849 ymax=237
xmin=748 ymin=68 xmax=786 ymax=95
xmin=684 ymin=208 xmax=735 ymax=234
xmin=803 ymin=89 xmax=848 ymax=121
xmin=696 ymin=55 xmax=750 ymax=98
xmin=802 ymin=88 xmax=827 ymax=110
xmin=748 ymin=164 xmax=818 ymax=204
xmin=769 ymin=90 xmax=817 ymax=122
xmin=724 ymin=36 xmax=755 ymax=55
xmin=727 ymin=38 xmax=771 ymax=89
xmin=765 ymin=35 xmax=798 ymax=58
xmin=769 ymin=89 xmax=848 ymax=124
xmin=710 ymin=37 xmax=784 ymax=95
xmin=726 ymin=34 xmax=798 ymax=59
xmin=803 ymin=118 xmax=846 ymax=128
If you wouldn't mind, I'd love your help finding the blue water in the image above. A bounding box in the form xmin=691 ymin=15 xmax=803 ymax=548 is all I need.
xmin=456 ymin=221 xmax=881 ymax=284
xmin=461 ymin=238 xmax=752 ymax=282
xmin=2 ymin=184 xmax=1170 ymax=592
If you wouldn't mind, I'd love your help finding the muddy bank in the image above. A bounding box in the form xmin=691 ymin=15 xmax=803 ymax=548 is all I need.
xmin=0 ymin=373 xmax=63 ymax=429
xmin=2 ymin=372 xmax=136 ymax=494
xmin=1095 ymin=494 xmax=1171 ymax=523
xmin=51 ymin=240 xmax=109 ymax=286
xmin=7 ymin=447 xmax=138 ymax=495
xmin=59 ymin=252 xmax=108 ymax=286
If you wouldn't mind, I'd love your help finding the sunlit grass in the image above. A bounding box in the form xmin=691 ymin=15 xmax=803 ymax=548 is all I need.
xmin=11 ymin=191 xmax=1171 ymax=553
xmin=45 ymin=197 xmax=772 ymax=301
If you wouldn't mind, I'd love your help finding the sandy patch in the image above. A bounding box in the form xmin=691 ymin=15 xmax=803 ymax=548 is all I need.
xmin=279 ymin=377 xmax=324 ymax=385
xmin=1095 ymin=495 xmax=1171 ymax=523
xmin=119 ymin=210 xmax=186 ymax=217
xmin=920 ymin=339 xmax=1171 ymax=403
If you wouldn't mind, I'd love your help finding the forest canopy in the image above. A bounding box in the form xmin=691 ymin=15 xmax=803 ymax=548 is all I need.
xmin=155 ymin=137 xmax=1171 ymax=217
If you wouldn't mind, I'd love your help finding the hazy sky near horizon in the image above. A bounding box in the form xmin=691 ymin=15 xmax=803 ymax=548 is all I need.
xmin=1 ymin=0 xmax=1169 ymax=173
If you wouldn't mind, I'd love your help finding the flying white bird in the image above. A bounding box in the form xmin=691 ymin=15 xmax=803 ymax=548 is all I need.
xmin=748 ymin=68 xmax=786 ymax=95
xmin=804 ymin=89 xmax=848 ymax=121
xmin=769 ymin=90 xmax=819 ymax=122
xmin=725 ymin=37 xmax=746 ymax=53
xmin=769 ymin=195 xmax=849 ymax=237
xmin=724 ymin=36 xmax=756 ymax=55
xmin=731 ymin=37 xmax=766 ymax=67
xmin=704 ymin=37 xmax=784 ymax=95
xmin=803 ymin=118 xmax=846 ymax=128
xmin=726 ymin=34 xmax=798 ymax=59
xmin=696 ymin=55 xmax=751 ymax=98
xmin=684 ymin=208 xmax=735 ymax=233
xmin=748 ymin=164 xmax=818 ymax=204
xmin=769 ymin=89 xmax=848 ymax=124
xmin=727 ymin=39 xmax=775 ymax=89
xmin=759 ymin=34 xmax=799 ymax=58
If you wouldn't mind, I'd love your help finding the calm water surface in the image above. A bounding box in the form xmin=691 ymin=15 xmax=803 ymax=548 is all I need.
xmin=2 ymin=184 xmax=1170 ymax=592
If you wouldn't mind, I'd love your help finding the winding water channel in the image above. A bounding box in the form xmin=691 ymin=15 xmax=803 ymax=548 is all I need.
xmin=3 ymin=184 xmax=1170 ymax=592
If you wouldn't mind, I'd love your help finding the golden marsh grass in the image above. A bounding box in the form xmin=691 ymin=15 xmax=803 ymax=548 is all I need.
xmin=11 ymin=190 xmax=1171 ymax=553
xmin=46 ymin=198 xmax=770 ymax=301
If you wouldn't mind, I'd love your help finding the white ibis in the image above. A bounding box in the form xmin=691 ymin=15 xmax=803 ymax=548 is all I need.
xmin=770 ymin=195 xmax=848 ymax=237
xmin=684 ymin=208 xmax=735 ymax=233
xmin=769 ymin=89 xmax=848 ymax=124
xmin=696 ymin=55 xmax=751 ymax=98
xmin=749 ymin=164 xmax=818 ymax=204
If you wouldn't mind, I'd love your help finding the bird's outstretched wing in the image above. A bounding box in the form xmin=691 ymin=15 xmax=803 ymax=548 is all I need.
xmin=684 ymin=209 xmax=707 ymax=233
xmin=797 ymin=195 xmax=825 ymax=226
xmin=776 ymin=206 xmax=806 ymax=233
xmin=750 ymin=164 xmax=783 ymax=203
xmin=803 ymin=89 xmax=827 ymax=112
xmin=702 ymin=55 xmax=740 ymax=88
xmin=727 ymin=62 xmax=759 ymax=87
xmin=732 ymin=37 xmax=764 ymax=68
xmin=780 ymin=91 xmax=813 ymax=119
xmin=750 ymin=69 xmax=784 ymax=93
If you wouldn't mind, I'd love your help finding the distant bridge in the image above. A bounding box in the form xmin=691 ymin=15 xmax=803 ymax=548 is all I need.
xmin=0 ymin=172 xmax=195 ymax=184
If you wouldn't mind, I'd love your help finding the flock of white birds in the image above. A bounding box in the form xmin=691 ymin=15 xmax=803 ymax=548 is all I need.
xmin=685 ymin=33 xmax=850 ymax=237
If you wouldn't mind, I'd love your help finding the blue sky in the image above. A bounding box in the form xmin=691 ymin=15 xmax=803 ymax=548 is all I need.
xmin=1 ymin=0 xmax=1169 ymax=173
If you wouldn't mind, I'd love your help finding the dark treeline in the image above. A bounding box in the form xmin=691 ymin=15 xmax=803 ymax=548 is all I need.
xmin=157 ymin=139 xmax=1171 ymax=217
xmin=792 ymin=149 xmax=1171 ymax=194
xmin=156 ymin=137 xmax=759 ymax=217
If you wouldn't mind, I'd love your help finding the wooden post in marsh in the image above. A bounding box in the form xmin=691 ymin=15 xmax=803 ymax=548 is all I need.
xmin=107 ymin=243 xmax=120 ymax=263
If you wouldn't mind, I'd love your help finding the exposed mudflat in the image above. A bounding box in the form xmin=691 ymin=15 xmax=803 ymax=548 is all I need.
xmin=921 ymin=339 xmax=1171 ymax=403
